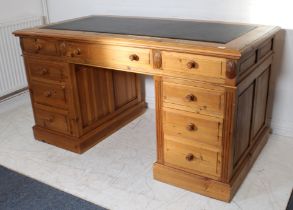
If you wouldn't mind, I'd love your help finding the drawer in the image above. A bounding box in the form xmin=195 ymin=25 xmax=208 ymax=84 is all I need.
xmin=31 ymin=82 xmax=68 ymax=109
xmin=90 ymin=45 xmax=151 ymax=69
xmin=35 ymin=108 xmax=71 ymax=135
xmin=60 ymin=42 xmax=151 ymax=70
xmin=258 ymin=39 xmax=273 ymax=59
xmin=163 ymin=109 xmax=222 ymax=147
xmin=161 ymin=51 xmax=224 ymax=78
xmin=27 ymin=59 xmax=69 ymax=82
xmin=164 ymin=138 xmax=221 ymax=177
xmin=22 ymin=38 xmax=58 ymax=56
xmin=60 ymin=41 xmax=89 ymax=59
xmin=163 ymin=82 xmax=224 ymax=116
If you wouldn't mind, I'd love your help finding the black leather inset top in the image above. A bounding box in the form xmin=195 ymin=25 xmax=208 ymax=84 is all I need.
xmin=43 ymin=16 xmax=256 ymax=44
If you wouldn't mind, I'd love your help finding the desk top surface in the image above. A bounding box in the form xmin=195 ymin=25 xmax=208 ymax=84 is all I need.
xmin=43 ymin=16 xmax=256 ymax=44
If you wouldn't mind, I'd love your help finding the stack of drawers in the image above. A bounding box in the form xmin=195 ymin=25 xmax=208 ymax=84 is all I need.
xmin=25 ymin=58 xmax=75 ymax=136
xmin=160 ymin=54 xmax=225 ymax=180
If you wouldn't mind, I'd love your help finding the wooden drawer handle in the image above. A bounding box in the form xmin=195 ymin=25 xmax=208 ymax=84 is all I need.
xmin=43 ymin=91 xmax=52 ymax=97
xmin=185 ymin=94 xmax=197 ymax=102
xmin=34 ymin=44 xmax=42 ymax=52
xmin=46 ymin=116 xmax=54 ymax=123
xmin=40 ymin=68 xmax=48 ymax=75
xmin=153 ymin=50 xmax=162 ymax=69
xmin=186 ymin=153 xmax=194 ymax=161
xmin=186 ymin=123 xmax=197 ymax=131
xmin=129 ymin=54 xmax=139 ymax=61
xmin=60 ymin=42 xmax=66 ymax=55
xmin=71 ymin=48 xmax=81 ymax=57
xmin=186 ymin=61 xmax=198 ymax=69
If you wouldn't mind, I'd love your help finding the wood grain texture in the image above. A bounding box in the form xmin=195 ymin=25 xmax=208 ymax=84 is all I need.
xmin=163 ymin=108 xmax=222 ymax=147
xmin=113 ymin=71 xmax=137 ymax=108
xmin=27 ymin=58 xmax=69 ymax=82
xmin=31 ymin=81 xmax=68 ymax=109
xmin=162 ymin=51 xmax=225 ymax=78
xmin=76 ymin=66 xmax=114 ymax=129
xmin=163 ymin=81 xmax=225 ymax=117
xmin=33 ymin=102 xmax=146 ymax=153
xmin=164 ymin=137 xmax=222 ymax=178
xmin=14 ymin=16 xmax=280 ymax=59
xmin=153 ymin=163 xmax=231 ymax=202
xmin=154 ymin=76 xmax=164 ymax=164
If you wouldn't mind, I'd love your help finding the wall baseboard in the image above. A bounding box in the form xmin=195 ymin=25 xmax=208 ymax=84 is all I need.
xmin=146 ymin=96 xmax=155 ymax=109
xmin=0 ymin=87 xmax=28 ymax=102
xmin=270 ymin=120 xmax=293 ymax=138
xmin=0 ymin=90 xmax=30 ymax=114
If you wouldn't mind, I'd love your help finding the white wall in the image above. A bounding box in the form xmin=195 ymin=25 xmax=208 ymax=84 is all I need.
xmin=0 ymin=0 xmax=43 ymax=21
xmin=46 ymin=0 xmax=293 ymax=137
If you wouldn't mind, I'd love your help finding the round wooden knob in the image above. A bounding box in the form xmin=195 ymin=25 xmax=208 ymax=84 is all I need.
xmin=185 ymin=153 xmax=194 ymax=161
xmin=34 ymin=44 xmax=42 ymax=52
xmin=186 ymin=123 xmax=197 ymax=131
xmin=186 ymin=61 xmax=197 ymax=69
xmin=40 ymin=68 xmax=48 ymax=75
xmin=47 ymin=116 xmax=54 ymax=123
xmin=44 ymin=91 xmax=52 ymax=97
xmin=129 ymin=54 xmax=139 ymax=61
xmin=71 ymin=48 xmax=81 ymax=57
xmin=185 ymin=94 xmax=196 ymax=102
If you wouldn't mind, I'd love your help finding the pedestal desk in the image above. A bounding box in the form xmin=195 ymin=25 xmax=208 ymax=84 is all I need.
xmin=14 ymin=16 xmax=280 ymax=202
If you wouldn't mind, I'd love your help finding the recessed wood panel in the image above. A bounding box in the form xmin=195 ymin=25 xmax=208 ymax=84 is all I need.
xmin=233 ymin=84 xmax=254 ymax=166
xmin=258 ymin=39 xmax=273 ymax=59
xmin=113 ymin=71 xmax=137 ymax=108
xmin=251 ymin=68 xmax=270 ymax=138
xmin=239 ymin=52 xmax=256 ymax=74
xmin=76 ymin=66 xmax=114 ymax=128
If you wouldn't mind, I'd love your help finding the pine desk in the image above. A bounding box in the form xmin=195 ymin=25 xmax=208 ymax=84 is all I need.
xmin=14 ymin=16 xmax=280 ymax=201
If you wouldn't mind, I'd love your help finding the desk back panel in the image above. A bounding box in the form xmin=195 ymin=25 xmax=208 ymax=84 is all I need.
xmin=75 ymin=65 xmax=143 ymax=134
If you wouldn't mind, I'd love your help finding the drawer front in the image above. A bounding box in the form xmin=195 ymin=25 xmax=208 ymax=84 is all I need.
xmin=31 ymin=82 xmax=68 ymax=109
xmin=60 ymin=41 xmax=89 ymax=59
xmin=163 ymin=82 xmax=224 ymax=116
xmin=89 ymin=45 xmax=151 ymax=69
xmin=162 ymin=51 xmax=224 ymax=78
xmin=163 ymin=109 xmax=222 ymax=147
xmin=35 ymin=108 xmax=71 ymax=135
xmin=27 ymin=59 xmax=69 ymax=82
xmin=164 ymin=138 xmax=221 ymax=177
xmin=258 ymin=39 xmax=273 ymax=59
xmin=60 ymin=42 xmax=151 ymax=70
xmin=22 ymin=38 xmax=58 ymax=56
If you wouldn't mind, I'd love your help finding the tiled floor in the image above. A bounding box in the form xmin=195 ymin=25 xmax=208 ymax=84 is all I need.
xmin=0 ymin=92 xmax=292 ymax=210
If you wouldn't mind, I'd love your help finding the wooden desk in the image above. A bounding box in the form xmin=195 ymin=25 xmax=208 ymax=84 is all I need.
xmin=14 ymin=15 xmax=280 ymax=202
